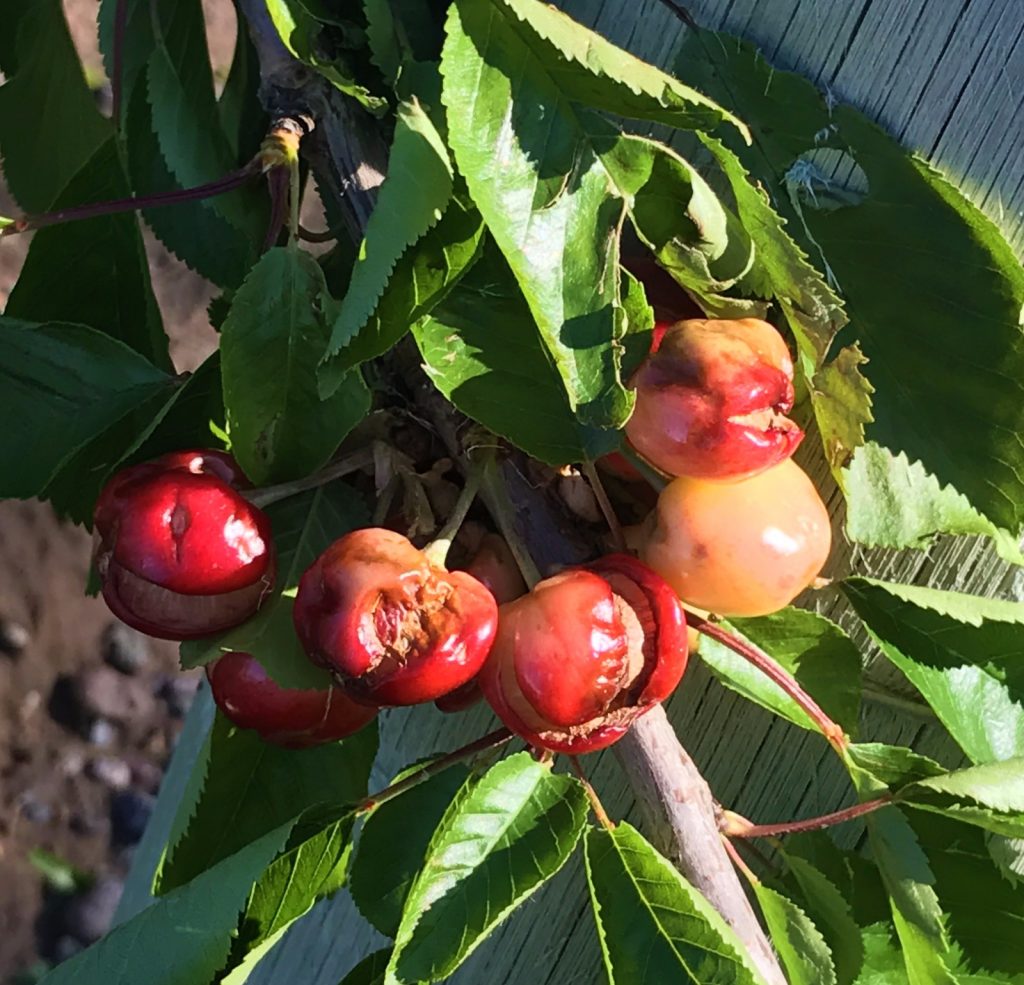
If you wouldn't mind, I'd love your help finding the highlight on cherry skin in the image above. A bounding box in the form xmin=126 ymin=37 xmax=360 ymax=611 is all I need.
xmin=639 ymin=457 xmax=831 ymax=618
xmin=292 ymin=527 xmax=499 ymax=707
xmin=92 ymin=450 xmax=275 ymax=641
xmin=478 ymin=554 xmax=688 ymax=754
xmin=626 ymin=317 xmax=804 ymax=480
xmin=206 ymin=651 xmax=378 ymax=749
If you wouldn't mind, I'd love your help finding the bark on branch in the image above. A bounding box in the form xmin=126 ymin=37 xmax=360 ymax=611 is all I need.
xmin=237 ymin=7 xmax=785 ymax=983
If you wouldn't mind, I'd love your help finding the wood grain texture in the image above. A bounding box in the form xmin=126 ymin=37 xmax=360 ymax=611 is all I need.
xmin=121 ymin=1 xmax=1024 ymax=982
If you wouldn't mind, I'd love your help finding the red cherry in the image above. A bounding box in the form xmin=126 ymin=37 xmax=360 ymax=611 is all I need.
xmin=292 ymin=528 xmax=499 ymax=706
xmin=626 ymin=318 xmax=803 ymax=480
xmin=93 ymin=451 xmax=275 ymax=640
xmin=478 ymin=555 xmax=687 ymax=754
xmin=207 ymin=652 xmax=377 ymax=748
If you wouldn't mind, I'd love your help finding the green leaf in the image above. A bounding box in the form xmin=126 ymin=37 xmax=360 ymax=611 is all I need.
xmin=338 ymin=950 xmax=392 ymax=985
xmin=218 ymin=24 xmax=267 ymax=162
xmin=915 ymin=813 xmax=1024 ymax=977
xmin=146 ymin=1 xmax=264 ymax=248
xmin=413 ymin=242 xmax=620 ymax=463
xmin=699 ymin=609 xmax=862 ymax=737
xmin=752 ymin=882 xmax=836 ymax=985
xmin=844 ymin=443 xmax=1024 ymax=566
xmin=29 ymin=849 xmax=93 ymax=895
xmin=385 ymin=752 xmax=588 ymax=984
xmin=320 ymin=100 xmax=455 ymax=391
xmin=842 ymin=577 xmax=1024 ymax=764
xmin=226 ymin=815 xmax=357 ymax=981
xmin=0 ymin=319 xmax=173 ymax=500
xmin=265 ymin=0 xmax=387 ymax=113
xmin=813 ymin=345 xmax=876 ymax=481
xmin=221 ymin=248 xmax=371 ymax=485
xmin=322 ymin=193 xmax=484 ymax=384
xmin=584 ymin=822 xmax=764 ymax=984
xmin=0 ymin=0 xmax=110 ymax=212
xmin=180 ymin=483 xmax=370 ymax=688
xmin=862 ymin=807 xmax=958 ymax=985
xmin=97 ymin=0 xmax=153 ymax=128
xmin=782 ymin=855 xmax=864 ymax=985
xmin=845 ymin=744 xmax=946 ymax=790
xmin=852 ymin=924 xmax=909 ymax=984
xmin=37 ymin=821 xmax=295 ymax=985
xmin=157 ymin=711 xmax=377 ymax=892
xmin=898 ymin=759 xmax=1024 ymax=839
xmin=679 ymin=29 xmax=1024 ymax=533
xmin=441 ymin=0 xmax=638 ymax=429
xmin=5 ymin=137 xmax=168 ymax=368
xmin=491 ymin=0 xmax=748 ymax=137
xmin=350 ymin=763 xmax=472 ymax=938
xmin=124 ymin=69 xmax=256 ymax=287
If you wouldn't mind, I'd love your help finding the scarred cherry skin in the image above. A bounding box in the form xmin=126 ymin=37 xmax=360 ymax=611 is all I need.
xmin=292 ymin=528 xmax=499 ymax=706
xmin=207 ymin=651 xmax=377 ymax=748
xmin=640 ymin=458 xmax=831 ymax=617
xmin=626 ymin=318 xmax=803 ymax=480
xmin=434 ymin=534 xmax=527 ymax=714
xmin=478 ymin=555 xmax=688 ymax=754
xmin=93 ymin=451 xmax=275 ymax=640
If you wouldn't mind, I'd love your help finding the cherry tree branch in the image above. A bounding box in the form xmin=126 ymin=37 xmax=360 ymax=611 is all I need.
xmin=233 ymin=9 xmax=785 ymax=984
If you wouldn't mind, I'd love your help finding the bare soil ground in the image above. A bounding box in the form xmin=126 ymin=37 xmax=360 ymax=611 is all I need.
xmin=0 ymin=2 xmax=237 ymax=977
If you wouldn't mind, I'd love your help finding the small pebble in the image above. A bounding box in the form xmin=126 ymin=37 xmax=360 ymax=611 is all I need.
xmin=110 ymin=790 xmax=154 ymax=845
xmin=59 ymin=751 xmax=86 ymax=778
xmin=19 ymin=795 xmax=53 ymax=824
xmin=73 ymin=666 xmax=157 ymax=726
xmin=101 ymin=622 xmax=151 ymax=675
xmin=87 ymin=757 xmax=132 ymax=791
xmin=157 ymin=673 xmax=200 ymax=719
xmin=63 ymin=876 xmax=123 ymax=943
xmin=0 ymin=617 xmax=30 ymax=656
xmin=87 ymin=719 xmax=117 ymax=748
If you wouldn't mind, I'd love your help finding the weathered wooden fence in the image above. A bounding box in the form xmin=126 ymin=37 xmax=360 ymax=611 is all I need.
xmin=117 ymin=1 xmax=1024 ymax=981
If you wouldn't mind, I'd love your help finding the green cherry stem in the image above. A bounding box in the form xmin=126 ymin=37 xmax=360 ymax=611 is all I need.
xmin=582 ymin=461 xmax=626 ymax=552
xmin=355 ymin=727 xmax=514 ymax=813
xmin=479 ymin=456 xmax=543 ymax=589
xmin=720 ymin=796 xmax=892 ymax=839
xmin=569 ymin=756 xmax=616 ymax=831
xmin=687 ymin=612 xmax=848 ymax=753
xmin=423 ymin=450 xmax=493 ymax=568
xmin=245 ymin=447 xmax=375 ymax=509
xmin=620 ymin=446 xmax=669 ymax=492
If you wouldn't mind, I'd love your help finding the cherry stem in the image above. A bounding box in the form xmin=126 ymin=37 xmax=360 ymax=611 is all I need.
xmin=582 ymin=461 xmax=626 ymax=552
xmin=619 ymin=446 xmax=669 ymax=492
xmin=721 ymin=834 xmax=760 ymax=885
xmin=569 ymin=756 xmax=616 ymax=830
xmin=356 ymin=727 xmax=514 ymax=813
xmin=0 ymin=163 xmax=260 ymax=237
xmin=246 ymin=447 xmax=375 ymax=508
xmin=262 ymin=167 xmax=290 ymax=251
xmin=720 ymin=796 xmax=892 ymax=838
xmin=687 ymin=613 xmax=848 ymax=753
xmin=423 ymin=453 xmax=489 ymax=568
xmin=480 ymin=457 xmax=543 ymax=588
xmin=289 ymin=153 xmax=301 ymax=244
xmin=112 ymin=0 xmax=128 ymax=127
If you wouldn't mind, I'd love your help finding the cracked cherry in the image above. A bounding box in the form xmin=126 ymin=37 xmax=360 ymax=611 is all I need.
xmin=93 ymin=450 xmax=275 ymax=640
xmin=292 ymin=528 xmax=499 ymax=706
xmin=207 ymin=651 xmax=377 ymax=748
xmin=478 ymin=554 xmax=687 ymax=754
xmin=626 ymin=317 xmax=803 ymax=480
xmin=639 ymin=458 xmax=831 ymax=617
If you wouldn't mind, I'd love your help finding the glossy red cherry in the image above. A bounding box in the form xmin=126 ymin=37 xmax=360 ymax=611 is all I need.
xmin=206 ymin=651 xmax=377 ymax=748
xmin=626 ymin=318 xmax=803 ymax=480
xmin=478 ymin=554 xmax=688 ymax=754
xmin=292 ymin=528 xmax=499 ymax=706
xmin=639 ymin=458 xmax=831 ymax=617
xmin=93 ymin=450 xmax=275 ymax=640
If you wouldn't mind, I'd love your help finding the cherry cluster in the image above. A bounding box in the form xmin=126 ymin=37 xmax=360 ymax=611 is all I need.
xmin=90 ymin=316 xmax=829 ymax=755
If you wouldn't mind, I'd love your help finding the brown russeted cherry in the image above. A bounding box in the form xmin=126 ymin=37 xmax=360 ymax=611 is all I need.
xmin=478 ymin=554 xmax=688 ymax=754
xmin=292 ymin=528 xmax=499 ymax=707
xmin=93 ymin=450 xmax=275 ymax=640
xmin=207 ymin=651 xmax=377 ymax=748
xmin=639 ymin=458 xmax=831 ymax=617
xmin=626 ymin=318 xmax=803 ymax=480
